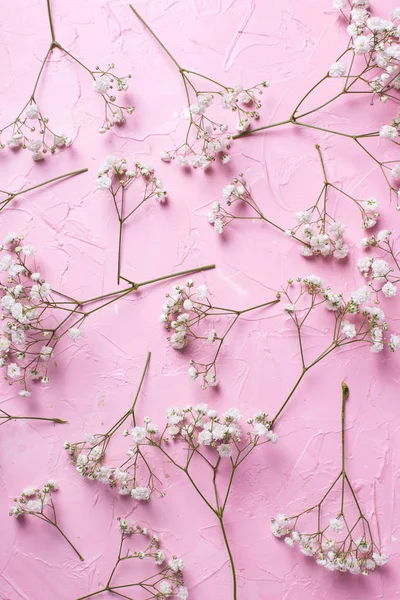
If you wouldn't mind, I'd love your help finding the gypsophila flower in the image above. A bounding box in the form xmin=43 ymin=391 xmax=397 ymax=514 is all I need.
xmin=9 ymin=481 xmax=83 ymax=560
xmin=161 ymin=279 xmax=278 ymax=387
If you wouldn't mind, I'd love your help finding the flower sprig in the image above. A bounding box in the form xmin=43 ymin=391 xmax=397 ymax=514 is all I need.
xmin=142 ymin=404 xmax=278 ymax=600
xmin=160 ymin=279 xmax=280 ymax=388
xmin=234 ymin=1 xmax=400 ymax=204
xmin=65 ymin=353 xmax=162 ymax=500
xmin=0 ymin=407 xmax=67 ymax=427
xmin=76 ymin=519 xmax=187 ymax=600
xmin=359 ymin=229 xmax=400 ymax=299
xmin=271 ymin=382 xmax=388 ymax=575
xmin=9 ymin=481 xmax=84 ymax=561
xmin=130 ymin=4 xmax=268 ymax=169
xmin=2 ymin=0 xmax=133 ymax=160
xmin=208 ymin=145 xmax=379 ymax=259
xmin=0 ymin=234 xmax=215 ymax=395
xmin=96 ymin=155 xmax=167 ymax=283
xmin=271 ymin=274 xmax=399 ymax=425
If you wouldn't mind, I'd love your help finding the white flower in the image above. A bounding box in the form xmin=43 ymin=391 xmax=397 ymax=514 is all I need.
xmin=93 ymin=77 xmax=111 ymax=94
xmin=188 ymin=366 xmax=198 ymax=380
xmin=329 ymin=61 xmax=346 ymax=77
xmin=6 ymin=134 xmax=24 ymax=148
xmin=7 ymin=363 xmax=21 ymax=379
xmin=217 ymin=443 xmax=233 ymax=458
xmin=329 ymin=517 xmax=344 ymax=533
xmin=168 ymin=557 xmax=184 ymax=572
xmin=296 ymin=211 xmax=311 ymax=224
xmin=160 ymin=151 xmax=172 ymax=162
xmin=40 ymin=346 xmax=53 ymax=361
xmin=68 ymin=328 xmax=83 ymax=340
xmin=159 ymin=580 xmax=172 ymax=596
xmin=390 ymin=334 xmax=400 ymax=351
xmin=350 ymin=286 xmax=370 ymax=305
xmin=0 ymin=254 xmax=12 ymax=271
xmin=207 ymin=330 xmax=217 ymax=344
xmin=357 ymin=257 xmax=371 ymax=274
xmin=333 ymin=0 xmax=345 ymax=8
xmin=372 ymin=259 xmax=390 ymax=279
xmin=372 ymin=553 xmax=388 ymax=566
xmin=131 ymin=487 xmax=150 ymax=500
xmin=342 ymin=322 xmax=357 ymax=339
xmin=25 ymin=104 xmax=40 ymax=119
xmin=376 ymin=230 xmax=391 ymax=243
xmin=97 ymin=175 xmax=112 ymax=189
xmin=382 ymin=282 xmax=397 ymax=298
xmin=353 ymin=35 xmax=373 ymax=54
xmin=177 ymin=587 xmax=189 ymax=600
xmin=196 ymin=285 xmax=208 ymax=299
xmin=131 ymin=426 xmax=147 ymax=444
xmin=54 ymin=133 xmax=73 ymax=147
xmin=379 ymin=125 xmax=398 ymax=140
xmin=283 ymin=303 xmax=296 ymax=313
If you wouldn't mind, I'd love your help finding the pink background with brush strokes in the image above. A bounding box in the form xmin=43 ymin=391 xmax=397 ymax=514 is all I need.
xmin=1 ymin=0 xmax=400 ymax=598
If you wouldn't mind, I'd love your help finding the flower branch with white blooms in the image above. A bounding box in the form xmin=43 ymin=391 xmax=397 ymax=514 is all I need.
xmin=271 ymin=382 xmax=388 ymax=575
xmin=208 ymin=145 xmax=380 ymax=260
xmin=271 ymin=274 xmax=399 ymax=426
xmin=9 ymin=481 xmax=84 ymax=561
xmin=76 ymin=519 xmax=188 ymax=600
xmin=130 ymin=4 xmax=269 ymax=169
xmin=2 ymin=0 xmax=134 ymax=160
xmin=0 ymin=234 xmax=215 ymax=395
xmin=234 ymin=1 xmax=400 ymax=205
xmin=65 ymin=352 xmax=163 ymax=501
xmin=359 ymin=228 xmax=400 ymax=299
xmin=96 ymin=155 xmax=167 ymax=284
xmin=160 ymin=279 xmax=280 ymax=388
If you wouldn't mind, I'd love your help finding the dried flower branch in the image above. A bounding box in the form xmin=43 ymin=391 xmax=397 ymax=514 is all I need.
xmin=130 ymin=4 xmax=268 ymax=169
xmin=96 ymin=155 xmax=167 ymax=283
xmin=140 ymin=404 xmax=278 ymax=600
xmin=9 ymin=481 xmax=84 ymax=561
xmin=0 ymin=234 xmax=215 ymax=394
xmin=76 ymin=519 xmax=188 ymax=600
xmin=234 ymin=3 xmax=400 ymax=204
xmin=271 ymin=274 xmax=399 ymax=425
xmin=0 ymin=407 xmax=67 ymax=427
xmin=271 ymin=382 xmax=388 ymax=575
xmin=0 ymin=168 xmax=87 ymax=213
xmin=2 ymin=0 xmax=133 ymax=160
xmin=64 ymin=352 xmax=162 ymax=500
xmin=359 ymin=228 xmax=400 ymax=299
xmin=160 ymin=279 xmax=280 ymax=387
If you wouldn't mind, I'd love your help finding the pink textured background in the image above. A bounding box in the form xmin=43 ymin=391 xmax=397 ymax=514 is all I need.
xmin=1 ymin=1 xmax=399 ymax=598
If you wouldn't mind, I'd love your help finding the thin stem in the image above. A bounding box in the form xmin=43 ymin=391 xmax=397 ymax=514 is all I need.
xmin=129 ymin=4 xmax=183 ymax=71
xmin=131 ymin=352 xmax=151 ymax=419
xmin=6 ymin=169 xmax=88 ymax=201
xmin=218 ymin=516 xmax=237 ymax=600
xmin=7 ymin=415 xmax=67 ymax=424
xmin=54 ymin=524 xmax=84 ymax=561
xmin=47 ymin=0 xmax=56 ymax=44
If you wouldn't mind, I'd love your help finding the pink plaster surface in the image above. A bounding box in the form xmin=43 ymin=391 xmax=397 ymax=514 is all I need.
xmin=0 ymin=1 xmax=399 ymax=599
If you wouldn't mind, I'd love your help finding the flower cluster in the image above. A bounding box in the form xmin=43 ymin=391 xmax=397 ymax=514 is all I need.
xmin=165 ymin=404 xmax=278 ymax=457
xmin=359 ymin=229 xmax=400 ymax=299
xmin=3 ymin=101 xmax=73 ymax=161
xmin=91 ymin=65 xmax=134 ymax=133
xmin=160 ymin=82 xmax=268 ymax=169
xmin=208 ymin=147 xmax=381 ymax=261
xmin=271 ymin=512 xmax=387 ymax=575
xmin=96 ymin=155 xmax=167 ymax=282
xmin=9 ymin=481 xmax=84 ymax=560
xmin=271 ymin=383 xmax=387 ymax=576
xmin=77 ymin=519 xmax=187 ymax=600
xmin=65 ymin=354 xmax=161 ymax=500
xmin=160 ymin=279 xmax=278 ymax=387
xmin=0 ymin=234 xmax=85 ymax=395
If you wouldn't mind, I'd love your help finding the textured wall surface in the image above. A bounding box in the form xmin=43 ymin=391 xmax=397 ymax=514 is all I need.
xmin=0 ymin=1 xmax=399 ymax=599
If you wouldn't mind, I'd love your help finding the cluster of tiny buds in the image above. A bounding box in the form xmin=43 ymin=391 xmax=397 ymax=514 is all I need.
xmin=9 ymin=481 xmax=57 ymax=516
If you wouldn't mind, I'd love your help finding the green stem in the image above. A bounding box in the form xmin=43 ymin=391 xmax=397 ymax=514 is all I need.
xmin=54 ymin=524 xmax=84 ymax=561
xmin=218 ymin=516 xmax=237 ymax=600
xmin=6 ymin=169 xmax=87 ymax=202
xmin=46 ymin=0 xmax=56 ymax=44
xmin=8 ymin=415 xmax=67 ymax=424
xmin=131 ymin=352 xmax=151 ymax=420
xmin=129 ymin=4 xmax=183 ymax=71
